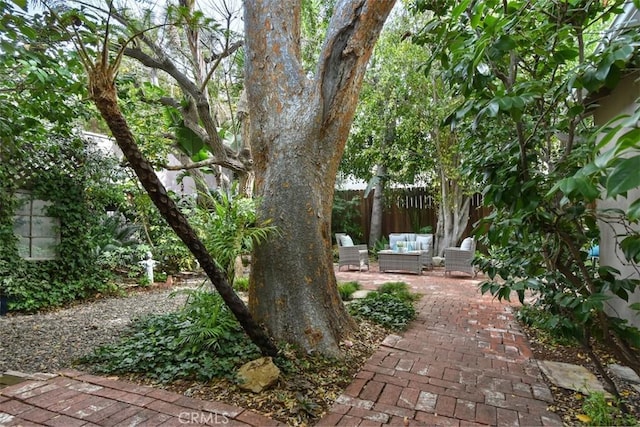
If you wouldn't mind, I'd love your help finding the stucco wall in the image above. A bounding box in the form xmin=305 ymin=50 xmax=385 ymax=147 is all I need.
xmin=85 ymin=131 xmax=218 ymax=197
xmin=592 ymin=70 xmax=640 ymax=328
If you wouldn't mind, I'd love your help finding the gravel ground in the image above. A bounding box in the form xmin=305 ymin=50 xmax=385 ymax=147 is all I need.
xmin=0 ymin=282 xmax=202 ymax=374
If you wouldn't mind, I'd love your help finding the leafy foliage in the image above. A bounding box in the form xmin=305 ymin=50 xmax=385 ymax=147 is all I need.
xmin=411 ymin=0 xmax=640 ymax=380
xmin=0 ymin=1 xmax=90 ymax=140
xmin=233 ymin=276 xmax=249 ymax=292
xmin=331 ymin=194 xmax=363 ymax=242
xmin=196 ymin=189 xmax=279 ymax=283
xmin=337 ymin=281 xmax=361 ymax=301
xmin=81 ymin=290 xmax=260 ymax=383
xmin=580 ymin=391 xmax=638 ymax=426
xmin=0 ymin=136 xmax=123 ymax=312
xmin=348 ymin=290 xmax=417 ymax=331
xmin=377 ymin=281 xmax=422 ymax=302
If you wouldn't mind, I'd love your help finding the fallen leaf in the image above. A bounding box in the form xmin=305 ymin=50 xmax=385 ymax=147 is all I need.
xmin=576 ymin=414 xmax=591 ymax=423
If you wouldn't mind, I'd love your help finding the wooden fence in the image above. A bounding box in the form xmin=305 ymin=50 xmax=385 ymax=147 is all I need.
xmin=334 ymin=187 xmax=490 ymax=246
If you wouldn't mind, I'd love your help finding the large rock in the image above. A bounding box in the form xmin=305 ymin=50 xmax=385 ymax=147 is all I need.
xmin=538 ymin=360 xmax=610 ymax=396
xmin=237 ymin=357 xmax=280 ymax=393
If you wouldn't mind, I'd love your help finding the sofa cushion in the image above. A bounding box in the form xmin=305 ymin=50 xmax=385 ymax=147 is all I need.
xmin=340 ymin=235 xmax=354 ymax=247
xmin=389 ymin=234 xmax=406 ymax=251
xmin=416 ymin=234 xmax=432 ymax=251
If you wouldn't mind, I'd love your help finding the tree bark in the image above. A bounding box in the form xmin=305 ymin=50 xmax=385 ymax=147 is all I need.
xmin=435 ymin=175 xmax=471 ymax=255
xmin=88 ymin=65 xmax=277 ymax=357
xmin=368 ymin=164 xmax=386 ymax=249
xmin=244 ymin=0 xmax=395 ymax=356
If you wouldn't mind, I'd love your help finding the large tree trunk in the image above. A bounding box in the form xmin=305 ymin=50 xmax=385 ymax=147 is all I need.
xmin=244 ymin=0 xmax=395 ymax=356
xmin=88 ymin=66 xmax=277 ymax=357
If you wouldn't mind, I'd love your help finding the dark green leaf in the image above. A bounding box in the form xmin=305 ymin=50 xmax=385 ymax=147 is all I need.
xmin=620 ymin=235 xmax=640 ymax=263
xmin=492 ymin=35 xmax=516 ymax=52
xmin=606 ymin=156 xmax=640 ymax=197
xmin=627 ymin=198 xmax=640 ymax=221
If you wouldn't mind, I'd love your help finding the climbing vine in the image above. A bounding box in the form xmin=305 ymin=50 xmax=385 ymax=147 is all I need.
xmin=0 ymin=136 xmax=123 ymax=312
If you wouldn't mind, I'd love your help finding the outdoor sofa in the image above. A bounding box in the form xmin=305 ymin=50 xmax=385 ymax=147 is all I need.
xmin=387 ymin=232 xmax=434 ymax=270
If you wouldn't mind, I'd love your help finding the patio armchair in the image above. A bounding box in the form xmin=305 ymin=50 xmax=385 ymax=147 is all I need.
xmin=416 ymin=234 xmax=434 ymax=270
xmin=335 ymin=233 xmax=369 ymax=272
xmin=444 ymin=237 xmax=477 ymax=277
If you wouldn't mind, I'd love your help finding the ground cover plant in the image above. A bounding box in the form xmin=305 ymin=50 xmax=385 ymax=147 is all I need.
xmin=78 ymin=280 xmax=420 ymax=425
xmin=518 ymin=305 xmax=640 ymax=425
xmin=348 ymin=281 xmax=418 ymax=330
xmin=79 ymin=289 xmax=261 ymax=383
xmin=337 ymin=281 xmax=361 ymax=301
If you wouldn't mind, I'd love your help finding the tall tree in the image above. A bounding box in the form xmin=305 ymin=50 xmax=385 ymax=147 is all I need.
xmin=341 ymin=7 xmax=474 ymax=252
xmin=245 ymin=0 xmax=395 ymax=356
xmin=43 ymin=1 xmax=279 ymax=356
xmin=28 ymin=0 xmax=395 ymax=356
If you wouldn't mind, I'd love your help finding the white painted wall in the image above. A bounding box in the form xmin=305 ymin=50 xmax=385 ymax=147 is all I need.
xmin=593 ymin=70 xmax=640 ymax=327
xmin=84 ymin=131 xmax=217 ymax=197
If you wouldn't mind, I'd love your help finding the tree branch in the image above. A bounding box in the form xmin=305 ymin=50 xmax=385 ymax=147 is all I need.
xmin=318 ymin=1 xmax=395 ymax=123
xmin=111 ymin=11 xmax=229 ymax=160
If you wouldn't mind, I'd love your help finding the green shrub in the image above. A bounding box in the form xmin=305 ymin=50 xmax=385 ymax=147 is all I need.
xmin=515 ymin=304 xmax=578 ymax=346
xmin=338 ymin=281 xmax=361 ymax=301
xmin=372 ymin=238 xmax=389 ymax=258
xmin=581 ymin=392 xmax=638 ymax=426
xmin=377 ymin=282 xmax=421 ymax=302
xmin=0 ymin=138 xmax=121 ymax=313
xmin=234 ymin=277 xmax=249 ymax=292
xmin=80 ymin=290 xmax=260 ymax=383
xmin=348 ymin=292 xmax=416 ymax=331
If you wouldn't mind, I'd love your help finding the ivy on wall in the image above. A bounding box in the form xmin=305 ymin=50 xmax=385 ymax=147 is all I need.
xmin=0 ymin=136 xmax=123 ymax=312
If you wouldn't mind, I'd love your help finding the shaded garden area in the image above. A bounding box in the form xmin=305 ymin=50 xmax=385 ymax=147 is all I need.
xmin=2 ymin=0 xmax=640 ymax=425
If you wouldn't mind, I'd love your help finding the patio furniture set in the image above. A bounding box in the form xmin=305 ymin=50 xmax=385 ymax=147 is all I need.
xmin=336 ymin=232 xmax=477 ymax=277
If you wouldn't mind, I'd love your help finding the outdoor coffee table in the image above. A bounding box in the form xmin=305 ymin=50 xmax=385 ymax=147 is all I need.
xmin=378 ymin=250 xmax=422 ymax=275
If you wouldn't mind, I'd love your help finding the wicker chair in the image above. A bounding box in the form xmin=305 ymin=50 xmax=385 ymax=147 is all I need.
xmin=335 ymin=233 xmax=369 ymax=272
xmin=444 ymin=237 xmax=477 ymax=277
xmin=416 ymin=234 xmax=434 ymax=270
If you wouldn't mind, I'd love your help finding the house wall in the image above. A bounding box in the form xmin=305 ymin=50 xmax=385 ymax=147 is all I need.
xmin=85 ymin=131 xmax=218 ymax=197
xmin=593 ymin=70 xmax=640 ymax=328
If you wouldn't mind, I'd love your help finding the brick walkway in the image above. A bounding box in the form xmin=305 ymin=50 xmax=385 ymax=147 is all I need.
xmin=0 ymin=265 xmax=563 ymax=426
xmin=0 ymin=369 xmax=281 ymax=426
xmin=320 ymin=266 xmax=564 ymax=426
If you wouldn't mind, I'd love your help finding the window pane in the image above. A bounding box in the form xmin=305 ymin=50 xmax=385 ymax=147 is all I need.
xmin=12 ymin=192 xmax=60 ymax=260
xmin=14 ymin=193 xmax=31 ymax=215
xmin=13 ymin=216 xmax=30 ymax=237
xmin=17 ymin=237 xmax=30 ymax=258
xmin=31 ymin=217 xmax=59 ymax=238
xmin=31 ymin=238 xmax=58 ymax=259
xmin=31 ymin=200 xmax=53 ymax=216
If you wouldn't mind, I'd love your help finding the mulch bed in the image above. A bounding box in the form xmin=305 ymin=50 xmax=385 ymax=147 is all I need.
xmin=522 ymin=324 xmax=640 ymax=425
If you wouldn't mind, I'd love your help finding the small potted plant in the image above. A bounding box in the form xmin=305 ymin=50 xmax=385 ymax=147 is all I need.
xmin=396 ymin=241 xmax=407 ymax=253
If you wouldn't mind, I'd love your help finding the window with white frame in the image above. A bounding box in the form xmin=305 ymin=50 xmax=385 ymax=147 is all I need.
xmin=13 ymin=191 xmax=60 ymax=260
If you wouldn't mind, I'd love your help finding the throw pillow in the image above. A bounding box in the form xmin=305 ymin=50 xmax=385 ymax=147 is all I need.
xmin=389 ymin=234 xmax=405 ymax=251
xmin=340 ymin=235 xmax=354 ymax=247
xmin=460 ymin=237 xmax=474 ymax=251
xmin=416 ymin=234 xmax=432 ymax=251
